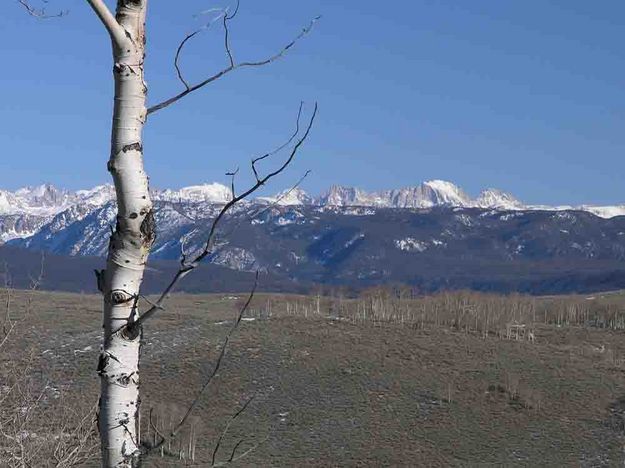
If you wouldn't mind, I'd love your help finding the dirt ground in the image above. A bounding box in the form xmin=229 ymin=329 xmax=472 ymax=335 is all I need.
xmin=2 ymin=289 xmax=625 ymax=466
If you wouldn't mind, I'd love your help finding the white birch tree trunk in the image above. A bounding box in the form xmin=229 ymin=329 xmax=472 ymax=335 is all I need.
xmin=81 ymin=2 xmax=316 ymax=465
xmin=87 ymin=1 xmax=153 ymax=466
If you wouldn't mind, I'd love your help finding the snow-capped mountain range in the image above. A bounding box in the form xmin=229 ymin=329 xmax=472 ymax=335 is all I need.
xmin=3 ymin=179 xmax=625 ymax=295
xmin=1 ymin=179 xmax=623 ymax=222
xmin=1 ymin=178 xmax=622 ymax=253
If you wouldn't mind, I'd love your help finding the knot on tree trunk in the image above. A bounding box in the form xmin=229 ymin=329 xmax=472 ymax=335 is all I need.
xmin=122 ymin=322 xmax=142 ymax=341
xmin=110 ymin=289 xmax=133 ymax=304
xmin=116 ymin=372 xmax=137 ymax=387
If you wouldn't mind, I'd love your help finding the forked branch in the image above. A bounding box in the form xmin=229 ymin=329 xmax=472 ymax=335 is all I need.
xmin=174 ymin=9 xmax=228 ymax=90
xmin=85 ymin=0 xmax=127 ymax=47
xmin=209 ymin=389 xmax=268 ymax=467
xmin=211 ymin=394 xmax=254 ymax=466
xmin=127 ymin=101 xmax=317 ymax=333
xmin=148 ymin=12 xmax=320 ymax=115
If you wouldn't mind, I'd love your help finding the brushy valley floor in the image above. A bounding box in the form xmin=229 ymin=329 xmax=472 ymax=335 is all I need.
xmin=2 ymin=288 xmax=625 ymax=466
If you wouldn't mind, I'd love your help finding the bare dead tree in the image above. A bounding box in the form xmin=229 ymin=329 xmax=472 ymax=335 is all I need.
xmin=0 ymin=254 xmax=45 ymax=351
xmin=0 ymin=258 xmax=100 ymax=466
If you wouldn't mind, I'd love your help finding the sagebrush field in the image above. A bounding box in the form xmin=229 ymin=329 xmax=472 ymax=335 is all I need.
xmin=2 ymin=288 xmax=625 ymax=466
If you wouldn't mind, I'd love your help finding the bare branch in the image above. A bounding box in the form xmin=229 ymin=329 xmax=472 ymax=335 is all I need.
xmin=139 ymin=294 xmax=164 ymax=312
xmin=223 ymin=0 xmax=240 ymax=68
xmin=211 ymin=394 xmax=254 ymax=466
xmin=252 ymin=102 xmax=303 ymax=182
xmin=128 ymin=102 xmax=317 ymax=331
xmin=252 ymin=170 xmax=311 ymax=216
xmin=18 ymin=0 xmax=67 ymax=19
xmin=228 ymin=440 xmax=245 ymax=463
xmin=173 ymin=10 xmax=227 ymax=90
xmin=174 ymin=31 xmax=201 ymax=91
xmin=148 ymin=16 xmax=320 ymax=115
xmin=85 ymin=0 xmax=127 ymax=47
xmin=225 ymin=167 xmax=240 ymax=199
xmin=213 ymin=435 xmax=269 ymax=467
xmin=145 ymin=273 xmax=259 ymax=455
xmin=217 ymin=169 xmax=312 ymax=248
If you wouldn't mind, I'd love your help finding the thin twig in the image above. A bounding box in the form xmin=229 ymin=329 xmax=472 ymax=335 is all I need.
xmin=173 ymin=10 xmax=227 ymax=90
xmin=146 ymin=273 xmax=259 ymax=454
xmin=252 ymin=102 xmax=303 ymax=182
xmin=252 ymin=170 xmax=311 ymax=217
xmin=213 ymin=435 xmax=269 ymax=467
xmin=223 ymin=0 xmax=240 ymax=68
xmin=214 ymin=169 xmax=312 ymax=248
xmin=148 ymin=16 xmax=320 ymax=115
xmin=226 ymin=167 xmax=240 ymax=199
xmin=18 ymin=0 xmax=67 ymax=19
xmin=211 ymin=394 xmax=255 ymax=466
xmin=174 ymin=31 xmax=201 ymax=90
xmin=128 ymin=102 xmax=317 ymax=332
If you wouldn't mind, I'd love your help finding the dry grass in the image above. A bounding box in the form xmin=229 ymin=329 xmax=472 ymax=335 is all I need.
xmin=262 ymin=288 xmax=625 ymax=339
xmin=2 ymin=287 xmax=625 ymax=466
xmin=0 ymin=287 xmax=98 ymax=467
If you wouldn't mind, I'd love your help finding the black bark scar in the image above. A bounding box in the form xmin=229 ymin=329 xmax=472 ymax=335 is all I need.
xmin=140 ymin=210 xmax=156 ymax=246
xmin=97 ymin=353 xmax=109 ymax=375
xmin=122 ymin=142 xmax=143 ymax=153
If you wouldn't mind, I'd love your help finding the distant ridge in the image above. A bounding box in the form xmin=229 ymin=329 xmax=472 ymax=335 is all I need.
xmin=2 ymin=180 xmax=625 ymax=296
xmin=2 ymin=180 xmax=623 ymax=223
xmin=0 ymin=245 xmax=302 ymax=294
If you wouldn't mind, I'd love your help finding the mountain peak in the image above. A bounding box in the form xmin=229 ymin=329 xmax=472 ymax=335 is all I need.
xmin=258 ymin=187 xmax=312 ymax=206
xmin=475 ymin=189 xmax=523 ymax=210
xmin=158 ymin=183 xmax=232 ymax=204
xmin=423 ymin=179 xmax=459 ymax=190
xmin=420 ymin=180 xmax=470 ymax=206
xmin=1 ymin=180 xmax=624 ymax=223
xmin=320 ymin=185 xmax=366 ymax=206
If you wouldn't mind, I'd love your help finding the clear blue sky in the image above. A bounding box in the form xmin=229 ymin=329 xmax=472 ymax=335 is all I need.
xmin=1 ymin=0 xmax=624 ymax=205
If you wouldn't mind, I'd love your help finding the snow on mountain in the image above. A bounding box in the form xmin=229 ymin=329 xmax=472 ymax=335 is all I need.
xmin=15 ymin=183 xmax=69 ymax=207
xmin=3 ymin=180 xmax=620 ymax=220
xmin=318 ymin=180 xmax=472 ymax=209
xmin=0 ymin=183 xmax=116 ymax=217
xmin=2 ymin=180 xmax=625 ymax=249
xmin=313 ymin=180 xmax=625 ymax=219
xmin=1 ymin=185 xmax=68 ymax=216
xmin=0 ymin=214 xmax=48 ymax=243
xmin=420 ymin=180 xmax=471 ymax=206
xmin=75 ymin=184 xmax=117 ymax=207
xmin=317 ymin=185 xmax=377 ymax=206
xmin=523 ymin=204 xmax=625 ymax=219
xmin=0 ymin=184 xmax=115 ymax=241
xmin=572 ymin=205 xmax=625 ymax=219
xmin=258 ymin=188 xmax=313 ymax=206
xmin=158 ymin=183 xmax=232 ymax=204
xmin=0 ymin=190 xmax=19 ymax=215
xmin=475 ymin=189 xmax=524 ymax=210
xmin=385 ymin=180 xmax=471 ymax=208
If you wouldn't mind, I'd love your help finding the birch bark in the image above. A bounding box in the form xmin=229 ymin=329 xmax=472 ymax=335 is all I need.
xmin=87 ymin=1 xmax=153 ymax=466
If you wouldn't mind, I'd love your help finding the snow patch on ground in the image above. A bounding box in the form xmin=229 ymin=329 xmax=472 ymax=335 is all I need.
xmin=395 ymin=237 xmax=428 ymax=252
